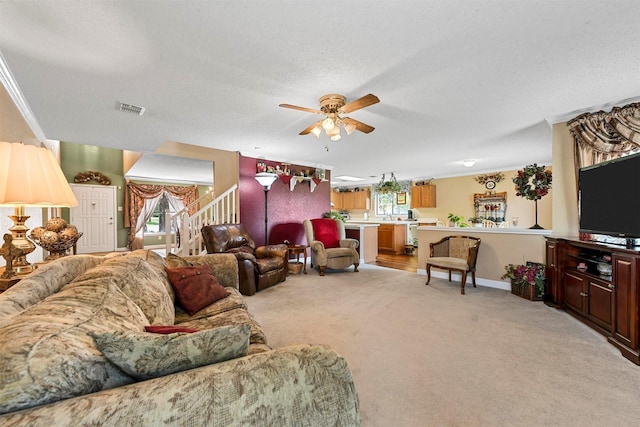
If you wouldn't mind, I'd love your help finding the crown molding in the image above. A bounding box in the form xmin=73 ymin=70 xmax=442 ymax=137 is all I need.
xmin=0 ymin=50 xmax=47 ymax=142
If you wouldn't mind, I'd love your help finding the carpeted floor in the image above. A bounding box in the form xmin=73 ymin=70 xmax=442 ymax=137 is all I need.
xmin=245 ymin=263 xmax=640 ymax=427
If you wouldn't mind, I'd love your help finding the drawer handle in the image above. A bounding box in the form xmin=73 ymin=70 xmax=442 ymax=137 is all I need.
xmin=608 ymin=284 xmax=615 ymax=289
xmin=579 ymin=292 xmax=589 ymax=297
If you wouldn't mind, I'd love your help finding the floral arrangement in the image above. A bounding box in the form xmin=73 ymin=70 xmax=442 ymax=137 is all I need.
xmin=513 ymin=164 xmax=552 ymax=200
xmin=474 ymin=172 xmax=505 ymax=185
xmin=501 ymin=262 xmax=545 ymax=298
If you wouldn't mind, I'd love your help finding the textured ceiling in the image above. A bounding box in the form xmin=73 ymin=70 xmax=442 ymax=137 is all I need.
xmin=1 ymin=1 xmax=639 ymax=185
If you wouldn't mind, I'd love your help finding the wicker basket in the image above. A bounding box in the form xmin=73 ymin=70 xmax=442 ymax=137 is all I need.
xmin=510 ymin=279 xmax=543 ymax=301
xmin=288 ymin=262 xmax=304 ymax=274
xmin=30 ymin=233 xmax=83 ymax=260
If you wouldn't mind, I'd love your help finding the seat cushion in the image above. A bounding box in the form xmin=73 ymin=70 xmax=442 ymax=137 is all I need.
xmin=326 ymin=247 xmax=357 ymax=259
xmin=311 ymin=218 xmax=340 ymax=248
xmin=427 ymin=256 xmax=469 ymax=270
xmin=255 ymin=256 xmax=285 ymax=274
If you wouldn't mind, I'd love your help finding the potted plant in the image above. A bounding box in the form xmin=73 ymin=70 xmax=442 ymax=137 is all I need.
xmin=501 ymin=262 xmax=545 ymax=301
xmin=447 ymin=213 xmax=466 ymax=227
xmin=375 ymin=172 xmax=401 ymax=194
xmin=322 ymin=211 xmax=346 ymax=223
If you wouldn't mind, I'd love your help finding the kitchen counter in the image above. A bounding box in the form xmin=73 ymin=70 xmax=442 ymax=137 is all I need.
xmin=344 ymin=223 xmax=379 ymax=263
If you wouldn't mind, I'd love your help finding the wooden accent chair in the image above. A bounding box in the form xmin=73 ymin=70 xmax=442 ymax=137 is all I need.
xmin=425 ymin=235 xmax=481 ymax=294
xmin=303 ymin=218 xmax=359 ymax=276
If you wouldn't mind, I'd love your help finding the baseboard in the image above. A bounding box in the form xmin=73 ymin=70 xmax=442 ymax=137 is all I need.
xmin=416 ymin=268 xmax=510 ymax=291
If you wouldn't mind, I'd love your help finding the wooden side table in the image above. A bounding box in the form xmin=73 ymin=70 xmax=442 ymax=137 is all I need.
xmin=287 ymin=245 xmax=308 ymax=274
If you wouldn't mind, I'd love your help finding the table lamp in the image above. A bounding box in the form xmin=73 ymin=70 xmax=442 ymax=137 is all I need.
xmin=0 ymin=141 xmax=78 ymax=275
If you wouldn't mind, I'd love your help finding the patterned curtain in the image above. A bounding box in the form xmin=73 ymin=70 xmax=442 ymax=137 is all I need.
xmin=568 ymin=102 xmax=640 ymax=171
xmin=125 ymin=182 xmax=199 ymax=250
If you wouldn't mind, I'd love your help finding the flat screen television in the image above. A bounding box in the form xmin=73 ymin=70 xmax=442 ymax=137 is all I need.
xmin=579 ymin=151 xmax=640 ymax=246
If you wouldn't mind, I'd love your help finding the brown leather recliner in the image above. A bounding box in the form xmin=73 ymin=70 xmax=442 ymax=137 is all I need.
xmin=201 ymin=224 xmax=288 ymax=296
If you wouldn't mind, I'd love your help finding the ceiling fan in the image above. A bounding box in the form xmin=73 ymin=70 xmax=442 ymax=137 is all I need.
xmin=279 ymin=93 xmax=380 ymax=141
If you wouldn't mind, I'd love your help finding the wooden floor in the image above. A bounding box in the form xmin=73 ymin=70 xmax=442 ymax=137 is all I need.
xmin=374 ymin=251 xmax=418 ymax=272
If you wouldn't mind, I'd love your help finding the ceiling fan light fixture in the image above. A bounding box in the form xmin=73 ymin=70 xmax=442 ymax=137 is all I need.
xmin=310 ymin=126 xmax=322 ymax=137
xmin=322 ymin=117 xmax=335 ymax=131
xmin=344 ymin=121 xmax=356 ymax=135
xmin=326 ymin=126 xmax=340 ymax=137
xmin=330 ymin=133 xmax=342 ymax=141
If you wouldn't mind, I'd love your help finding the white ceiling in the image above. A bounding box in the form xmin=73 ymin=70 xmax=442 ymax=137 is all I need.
xmin=1 ymin=1 xmax=639 ymax=185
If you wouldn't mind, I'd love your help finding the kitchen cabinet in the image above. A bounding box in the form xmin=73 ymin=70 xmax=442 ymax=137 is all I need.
xmin=410 ymin=185 xmax=436 ymax=208
xmin=332 ymin=190 xmax=370 ymax=211
xmin=331 ymin=191 xmax=343 ymax=210
xmin=548 ymin=237 xmax=640 ymax=365
xmin=378 ymin=224 xmax=406 ymax=254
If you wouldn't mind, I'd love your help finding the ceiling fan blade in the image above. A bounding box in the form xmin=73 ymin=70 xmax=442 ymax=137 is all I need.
xmin=279 ymin=103 xmax=323 ymax=114
xmin=344 ymin=117 xmax=375 ymax=134
xmin=339 ymin=94 xmax=380 ymax=114
xmin=299 ymin=120 xmax=323 ymax=135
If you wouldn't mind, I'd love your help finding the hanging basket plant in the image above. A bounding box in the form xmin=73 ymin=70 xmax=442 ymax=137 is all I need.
xmin=375 ymin=172 xmax=402 ymax=194
xmin=513 ymin=164 xmax=552 ymax=200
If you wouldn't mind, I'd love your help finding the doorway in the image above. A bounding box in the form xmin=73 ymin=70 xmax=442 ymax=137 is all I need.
xmin=69 ymin=184 xmax=117 ymax=254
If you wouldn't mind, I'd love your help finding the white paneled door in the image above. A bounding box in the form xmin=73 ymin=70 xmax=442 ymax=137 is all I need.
xmin=70 ymin=184 xmax=117 ymax=254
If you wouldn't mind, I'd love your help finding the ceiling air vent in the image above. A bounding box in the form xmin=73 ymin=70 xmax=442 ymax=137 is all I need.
xmin=119 ymin=102 xmax=145 ymax=116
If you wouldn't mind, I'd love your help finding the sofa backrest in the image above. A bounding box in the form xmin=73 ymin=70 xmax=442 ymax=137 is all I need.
xmin=201 ymin=224 xmax=256 ymax=254
xmin=0 ymin=255 xmax=105 ymax=319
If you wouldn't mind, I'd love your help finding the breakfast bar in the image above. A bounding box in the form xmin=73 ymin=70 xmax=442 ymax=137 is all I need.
xmin=417 ymin=226 xmax=552 ymax=290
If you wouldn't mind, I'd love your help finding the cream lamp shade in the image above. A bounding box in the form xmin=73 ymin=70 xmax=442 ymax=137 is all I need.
xmin=0 ymin=142 xmax=78 ymax=207
xmin=0 ymin=141 xmax=78 ymax=275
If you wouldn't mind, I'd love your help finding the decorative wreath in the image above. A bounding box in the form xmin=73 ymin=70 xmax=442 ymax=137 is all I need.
xmin=474 ymin=172 xmax=505 ymax=185
xmin=74 ymin=171 xmax=111 ymax=185
xmin=512 ymin=164 xmax=552 ymax=200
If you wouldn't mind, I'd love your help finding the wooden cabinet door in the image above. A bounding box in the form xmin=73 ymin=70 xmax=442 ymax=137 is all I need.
xmin=419 ymin=185 xmax=436 ymax=207
xmin=612 ymin=254 xmax=639 ymax=350
xmin=341 ymin=192 xmax=355 ymax=210
xmin=545 ymin=239 xmax=562 ymax=306
xmin=587 ymin=277 xmax=613 ymax=331
xmin=410 ymin=186 xmax=421 ymax=208
xmin=331 ymin=192 xmax=343 ymax=210
xmin=353 ymin=191 xmax=370 ymax=209
xmin=564 ymin=271 xmax=586 ymax=316
xmin=378 ymin=225 xmax=394 ymax=252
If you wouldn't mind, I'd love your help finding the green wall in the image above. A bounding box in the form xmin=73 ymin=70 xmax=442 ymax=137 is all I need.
xmin=60 ymin=141 xmax=128 ymax=248
xmin=60 ymin=141 xmax=210 ymax=250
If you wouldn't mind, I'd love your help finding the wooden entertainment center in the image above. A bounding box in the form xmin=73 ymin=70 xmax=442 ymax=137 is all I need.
xmin=546 ymin=237 xmax=640 ymax=364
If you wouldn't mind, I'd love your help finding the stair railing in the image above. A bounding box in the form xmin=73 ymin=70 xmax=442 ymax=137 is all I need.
xmin=165 ymin=184 xmax=237 ymax=256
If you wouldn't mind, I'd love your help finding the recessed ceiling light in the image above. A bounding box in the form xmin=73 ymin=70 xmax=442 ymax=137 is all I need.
xmin=334 ymin=175 xmax=365 ymax=181
xmin=462 ymin=159 xmax=476 ymax=167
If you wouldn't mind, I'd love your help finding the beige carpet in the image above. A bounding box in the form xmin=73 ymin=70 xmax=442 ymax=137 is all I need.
xmin=245 ymin=263 xmax=640 ymax=427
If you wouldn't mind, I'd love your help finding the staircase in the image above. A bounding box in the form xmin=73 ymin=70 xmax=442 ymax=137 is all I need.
xmin=164 ymin=184 xmax=237 ymax=256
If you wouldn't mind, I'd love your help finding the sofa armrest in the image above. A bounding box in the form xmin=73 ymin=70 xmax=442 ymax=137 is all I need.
xmin=339 ymin=238 xmax=359 ymax=250
xmin=0 ymin=345 xmax=360 ymax=427
xmin=255 ymin=244 xmax=287 ymax=259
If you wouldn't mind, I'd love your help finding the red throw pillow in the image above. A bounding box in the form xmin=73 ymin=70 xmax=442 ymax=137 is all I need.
xmin=311 ymin=218 xmax=340 ymax=248
xmin=144 ymin=326 xmax=199 ymax=334
xmin=165 ymin=264 xmax=229 ymax=315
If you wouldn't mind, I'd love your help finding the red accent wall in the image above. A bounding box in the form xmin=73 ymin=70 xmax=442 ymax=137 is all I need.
xmin=239 ymin=156 xmax=331 ymax=246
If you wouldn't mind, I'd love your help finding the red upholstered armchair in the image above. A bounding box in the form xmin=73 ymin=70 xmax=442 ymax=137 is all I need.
xmin=201 ymin=224 xmax=288 ymax=296
xmin=303 ymin=218 xmax=359 ymax=276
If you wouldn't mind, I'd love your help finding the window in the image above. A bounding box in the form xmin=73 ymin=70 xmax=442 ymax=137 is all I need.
xmin=144 ymin=195 xmax=177 ymax=234
xmin=374 ymin=181 xmax=411 ymax=217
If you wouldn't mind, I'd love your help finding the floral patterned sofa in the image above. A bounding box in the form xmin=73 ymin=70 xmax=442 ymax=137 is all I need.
xmin=0 ymin=250 xmax=360 ymax=426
